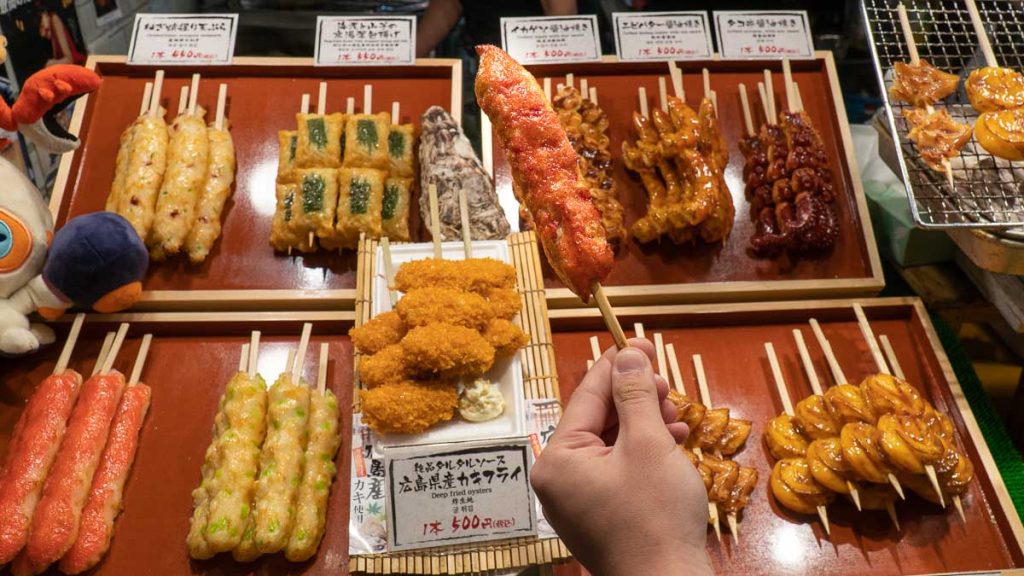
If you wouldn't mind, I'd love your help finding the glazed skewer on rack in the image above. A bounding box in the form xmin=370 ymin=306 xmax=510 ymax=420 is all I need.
xmin=17 ymin=323 xmax=131 ymax=575
xmin=963 ymin=0 xmax=1024 ymax=161
xmin=0 ymin=315 xmax=86 ymax=565
xmin=551 ymin=76 xmax=626 ymax=245
xmin=739 ymin=64 xmax=838 ymax=257
xmin=61 ymin=333 xmax=154 ymax=574
xmin=475 ymin=45 xmax=625 ymax=348
xmin=893 ymin=4 xmax=969 ymax=185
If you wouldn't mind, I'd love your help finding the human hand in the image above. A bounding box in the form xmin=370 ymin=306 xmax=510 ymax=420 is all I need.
xmin=531 ymin=339 xmax=713 ymax=576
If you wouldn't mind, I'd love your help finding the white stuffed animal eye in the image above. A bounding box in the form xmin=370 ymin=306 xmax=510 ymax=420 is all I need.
xmin=0 ymin=209 xmax=31 ymax=273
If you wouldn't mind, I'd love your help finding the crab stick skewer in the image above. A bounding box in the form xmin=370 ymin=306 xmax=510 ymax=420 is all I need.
xmin=61 ymin=334 xmax=154 ymax=574
xmin=0 ymin=314 xmax=86 ymax=565
xmin=18 ymin=323 xmax=129 ymax=574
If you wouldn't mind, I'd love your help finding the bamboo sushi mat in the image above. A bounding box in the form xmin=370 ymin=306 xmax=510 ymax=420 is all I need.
xmin=350 ymin=231 xmax=570 ymax=574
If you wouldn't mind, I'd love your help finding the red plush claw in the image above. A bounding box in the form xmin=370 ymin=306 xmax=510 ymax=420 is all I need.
xmin=11 ymin=65 xmax=100 ymax=126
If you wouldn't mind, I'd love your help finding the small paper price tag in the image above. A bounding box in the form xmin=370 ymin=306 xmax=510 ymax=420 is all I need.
xmin=384 ymin=439 xmax=536 ymax=551
xmin=501 ymin=15 xmax=601 ymax=65
xmin=127 ymin=14 xmax=237 ymax=66
xmin=714 ymin=11 xmax=815 ymax=60
xmin=613 ymin=11 xmax=713 ymax=62
xmin=315 ymin=16 xmax=416 ymax=66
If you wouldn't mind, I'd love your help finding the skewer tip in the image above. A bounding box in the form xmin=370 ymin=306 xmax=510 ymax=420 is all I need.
xmin=888 ymin=473 xmax=907 ymax=500
xmin=727 ymin=514 xmax=739 ymax=544
xmin=817 ymin=505 xmax=831 ymax=536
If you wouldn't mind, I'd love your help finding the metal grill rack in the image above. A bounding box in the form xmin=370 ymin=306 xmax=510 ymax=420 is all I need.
xmin=863 ymin=0 xmax=1024 ymax=231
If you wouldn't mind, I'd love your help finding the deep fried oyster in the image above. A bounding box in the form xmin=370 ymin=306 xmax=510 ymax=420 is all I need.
xmin=485 ymin=287 xmax=522 ymax=320
xmin=357 ymin=344 xmax=407 ymax=389
xmin=401 ymin=323 xmax=495 ymax=378
xmin=396 ymin=287 xmax=495 ymax=329
xmin=482 ymin=319 xmax=529 ymax=358
xmin=393 ymin=258 xmax=517 ymax=295
xmin=360 ymin=381 xmax=458 ymax=434
xmin=349 ymin=311 xmax=407 ymax=355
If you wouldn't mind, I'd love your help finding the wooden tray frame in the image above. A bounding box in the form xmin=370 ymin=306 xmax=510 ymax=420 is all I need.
xmin=349 ymin=231 xmax=570 ymax=575
xmin=546 ymin=296 xmax=1024 ymax=575
xmin=49 ymin=55 xmax=462 ymax=312
xmin=482 ymin=52 xmax=884 ymax=309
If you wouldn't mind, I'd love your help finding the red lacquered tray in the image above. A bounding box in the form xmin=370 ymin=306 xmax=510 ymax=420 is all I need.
xmin=547 ymin=298 xmax=1023 ymax=575
xmin=51 ymin=56 xmax=461 ymax=311
xmin=0 ymin=311 xmax=354 ymax=575
xmin=485 ymin=54 xmax=884 ymax=308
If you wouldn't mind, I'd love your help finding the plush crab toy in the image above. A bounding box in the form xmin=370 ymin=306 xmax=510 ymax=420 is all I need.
xmin=0 ymin=39 xmax=148 ymax=356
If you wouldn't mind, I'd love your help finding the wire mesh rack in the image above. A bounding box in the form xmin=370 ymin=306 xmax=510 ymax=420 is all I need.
xmin=863 ymin=0 xmax=1024 ymax=233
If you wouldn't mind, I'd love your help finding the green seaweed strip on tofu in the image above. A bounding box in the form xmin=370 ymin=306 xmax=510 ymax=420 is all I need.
xmin=382 ymin=183 xmax=399 ymax=220
xmin=350 ymin=177 xmax=371 ymax=215
xmin=302 ymin=174 xmax=325 ymax=213
xmin=388 ymin=130 xmax=405 ymax=159
xmin=356 ymin=120 xmax=378 ymax=152
xmin=307 ymin=118 xmax=327 ymax=149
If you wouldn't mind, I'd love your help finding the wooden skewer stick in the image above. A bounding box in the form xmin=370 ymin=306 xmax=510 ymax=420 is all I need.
xmin=896 ymin=3 xmax=956 ymax=189
xmin=428 ymin=183 xmax=442 ymax=260
xmin=543 ymin=78 xmax=552 ymax=101
xmin=589 ymin=335 xmax=601 ymax=363
xmin=580 ymin=78 xmax=589 ymax=98
xmin=658 ymin=77 xmax=669 ymax=113
xmin=653 ymin=333 xmax=668 ymax=379
xmin=391 ymin=101 xmax=400 ymax=124
xmin=128 ymin=334 xmax=153 ymax=386
xmin=238 ymin=343 xmax=250 ymax=373
xmin=878 ymin=335 xmax=905 ymax=381
xmin=291 ymin=323 xmax=313 ymax=384
xmin=765 ymin=342 xmax=831 ymax=535
xmin=285 ymin=349 xmax=296 ymax=377
xmin=739 ymin=84 xmax=755 ymax=138
xmin=92 ymin=332 xmax=116 ymax=377
xmin=363 ymin=84 xmax=372 ymax=114
xmin=177 ymin=86 xmax=189 ymax=116
xmin=793 ymin=329 xmax=864 ymax=512
xmin=215 ymin=84 xmax=228 ymax=131
xmin=346 ymin=97 xmax=355 ymax=115
xmin=380 ymin=236 xmax=397 ymax=308
xmin=809 ymin=319 xmax=848 ymax=385
xmin=849 ymin=304 xmax=911 ymax=502
xmin=139 ymin=82 xmax=153 ymax=116
xmin=763 ymin=69 xmax=777 ymax=121
xmin=757 ymin=82 xmax=772 ymax=126
xmin=964 ymin=0 xmax=998 ymax=68
xmin=556 ymin=83 xmax=564 ymax=94
xmin=633 ymin=323 xmax=645 ymax=340
xmin=588 ymin=86 xmax=598 ymax=105
xmin=188 ymin=73 xmax=201 ymax=116
xmin=459 ymin=188 xmax=473 ymax=258
xmin=668 ymin=61 xmax=684 ymax=101
xmin=692 ymin=354 xmax=739 ymax=543
xmin=149 ymin=71 xmax=164 ymax=119
xmin=300 ymin=94 xmax=311 ymax=115
xmin=793 ymin=82 xmax=805 ymax=114
xmin=248 ymin=331 xmax=261 ymax=379
xmin=701 ymin=68 xmax=717 ymax=112
xmin=318 ymin=342 xmax=329 ymax=396
xmin=638 ymin=87 xmax=649 ymax=118
xmin=665 ymin=343 xmax=686 ymax=396
xmin=590 ymin=283 xmax=628 ymax=350
xmin=100 ymin=323 xmax=131 ymax=375
xmin=782 ymin=60 xmax=798 ymax=113
xmin=317 ymin=81 xmax=327 ymax=116
xmin=53 ymin=313 xmax=86 ymax=375
xmin=566 ymin=73 xmax=574 ymax=89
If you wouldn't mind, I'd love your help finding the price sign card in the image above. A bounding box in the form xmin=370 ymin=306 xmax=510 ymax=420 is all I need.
xmin=315 ymin=16 xmax=416 ymax=66
xmin=501 ymin=15 xmax=601 ymax=65
xmin=384 ymin=439 xmax=536 ymax=551
xmin=128 ymin=14 xmax=237 ymax=66
xmin=714 ymin=11 xmax=815 ymax=59
xmin=613 ymin=11 xmax=713 ymax=61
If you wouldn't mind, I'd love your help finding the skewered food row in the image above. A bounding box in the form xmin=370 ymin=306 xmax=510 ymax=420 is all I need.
xmin=106 ymin=74 xmax=236 ymax=264
xmin=766 ymin=371 xmax=974 ymax=520
xmin=551 ymin=84 xmax=626 ymax=245
xmin=272 ymin=85 xmax=417 ymax=253
xmin=740 ymin=78 xmax=838 ymax=258
xmin=476 ymin=45 xmax=613 ymax=303
xmin=351 ymin=256 xmax=528 ymax=435
xmin=187 ymin=330 xmax=342 ymax=564
xmin=0 ymin=319 xmax=153 ymax=575
xmin=419 ymin=106 xmax=511 ymax=242
xmin=622 ymin=86 xmax=735 ymax=246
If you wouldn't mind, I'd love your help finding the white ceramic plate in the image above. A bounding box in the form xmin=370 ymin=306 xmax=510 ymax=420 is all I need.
xmin=370 ymin=241 xmax=526 ymax=449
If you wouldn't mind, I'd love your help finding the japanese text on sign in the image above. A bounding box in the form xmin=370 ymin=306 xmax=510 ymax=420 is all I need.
xmin=385 ymin=440 xmax=536 ymax=551
xmin=315 ymin=16 xmax=415 ymax=66
xmin=714 ymin=11 xmax=814 ymax=60
xmin=613 ymin=11 xmax=713 ymax=62
xmin=128 ymin=14 xmax=237 ymax=66
xmin=501 ymin=15 xmax=601 ymax=65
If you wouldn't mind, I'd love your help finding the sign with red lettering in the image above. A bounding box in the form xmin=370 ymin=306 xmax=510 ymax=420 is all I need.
xmin=714 ymin=10 xmax=815 ymax=60
xmin=384 ymin=439 xmax=536 ymax=551
xmin=315 ymin=16 xmax=416 ymax=66
xmin=613 ymin=11 xmax=713 ymax=62
xmin=501 ymin=15 xmax=601 ymax=65
xmin=128 ymin=14 xmax=237 ymax=66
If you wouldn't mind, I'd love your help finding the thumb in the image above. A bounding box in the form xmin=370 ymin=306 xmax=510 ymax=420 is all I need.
xmin=611 ymin=348 xmax=669 ymax=445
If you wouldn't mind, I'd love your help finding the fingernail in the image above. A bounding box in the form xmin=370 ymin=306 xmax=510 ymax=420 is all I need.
xmin=615 ymin=348 xmax=648 ymax=374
